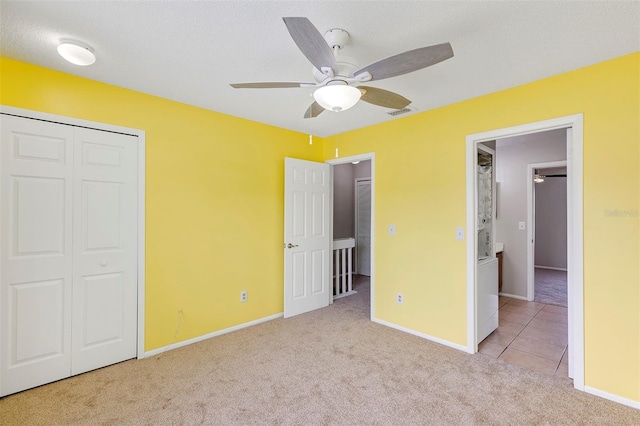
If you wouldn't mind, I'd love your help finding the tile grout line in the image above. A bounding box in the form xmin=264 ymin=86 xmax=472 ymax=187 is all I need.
xmin=497 ymin=299 xmax=568 ymax=373
xmin=496 ymin=299 xmax=539 ymax=360
xmin=493 ymin=282 xmax=569 ymax=377
xmin=500 ymin=307 xmax=536 ymax=358
xmin=553 ymin=346 xmax=568 ymax=374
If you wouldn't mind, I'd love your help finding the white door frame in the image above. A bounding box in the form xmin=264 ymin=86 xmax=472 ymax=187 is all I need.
xmin=526 ymin=160 xmax=567 ymax=302
xmin=326 ymin=153 xmax=375 ymax=320
xmin=465 ymin=114 xmax=584 ymax=390
xmin=0 ymin=105 xmax=146 ymax=360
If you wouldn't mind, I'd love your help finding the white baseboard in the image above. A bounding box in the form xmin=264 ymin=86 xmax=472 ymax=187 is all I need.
xmin=585 ymin=386 xmax=640 ymax=410
xmin=331 ymin=273 xmax=356 ymax=280
xmin=144 ymin=312 xmax=283 ymax=358
xmin=333 ymin=290 xmax=357 ymax=300
xmin=498 ymin=292 xmax=528 ymax=300
xmin=372 ymin=317 xmax=472 ymax=354
xmin=535 ymin=265 xmax=568 ymax=271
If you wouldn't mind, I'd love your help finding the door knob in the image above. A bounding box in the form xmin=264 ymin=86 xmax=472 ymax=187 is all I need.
xmin=285 ymin=243 xmax=299 ymax=249
xmin=100 ymin=260 xmax=108 ymax=267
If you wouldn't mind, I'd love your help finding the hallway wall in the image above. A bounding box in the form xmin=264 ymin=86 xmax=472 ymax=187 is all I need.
xmin=333 ymin=161 xmax=371 ymax=239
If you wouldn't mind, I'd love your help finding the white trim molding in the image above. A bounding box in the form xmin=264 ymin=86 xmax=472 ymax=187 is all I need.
xmin=466 ymin=114 xmax=584 ymax=393
xmin=534 ymin=265 xmax=568 ymax=272
xmin=144 ymin=313 xmax=283 ymax=358
xmin=137 ymin=134 xmax=146 ymax=359
xmin=585 ymin=386 xmax=640 ymax=410
xmin=0 ymin=104 xmax=147 ymax=360
xmin=498 ymin=292 xmax=528 ymax=300
xmin=373 ymin=318 xmax=472 ymax=353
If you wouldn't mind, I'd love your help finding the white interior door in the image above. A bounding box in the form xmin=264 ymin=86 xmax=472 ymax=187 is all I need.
xmin=0 ymin=116 xmax=74 ymax=396
xmin=1 ymin=113 xmax=138 ymax=396
xmin=355 ymin=179 xmax=371 ymax=276
xmin=71 ymin=128 xmax=137 ymax=375
xmin=283 ymin=158 xmax=331 ymax=318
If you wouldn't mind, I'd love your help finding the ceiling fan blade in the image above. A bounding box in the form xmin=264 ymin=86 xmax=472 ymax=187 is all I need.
xmin=355 ymin=42 xmax=453 ymax=81
xmin=304 ymin=101 xmax=324 ymax=119
xmin=283 ymin=17 xmax=338 ymax=74
xmin=359 ymin=86 xmax=411 ymax=109
xmin=230 ymin=82 xmax=312 ymax=89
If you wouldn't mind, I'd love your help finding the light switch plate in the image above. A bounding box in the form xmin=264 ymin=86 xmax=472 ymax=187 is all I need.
xmin=518 ymin=222 xmax=526 ymax=231
xmin=389 ymin=224 xmax=396 ymax=236
xmin=456 ymin=227 xmax=464 ymax=240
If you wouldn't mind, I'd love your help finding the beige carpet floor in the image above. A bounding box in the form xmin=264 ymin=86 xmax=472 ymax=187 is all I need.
xmin=1 ymin=276 xmax=638 ymax=425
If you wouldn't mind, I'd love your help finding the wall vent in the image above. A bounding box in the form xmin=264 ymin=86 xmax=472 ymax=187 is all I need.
xmin=387 ymin=107 xmax=414 ymax=116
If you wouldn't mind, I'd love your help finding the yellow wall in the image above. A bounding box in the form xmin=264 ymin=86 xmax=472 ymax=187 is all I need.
xmin=2 ymin=52 xmax=639 ymax=403
xmin=0 ymin=57 xmax=324 ymax=350
xmin=324 ymin=52 xmax=640 ymax=402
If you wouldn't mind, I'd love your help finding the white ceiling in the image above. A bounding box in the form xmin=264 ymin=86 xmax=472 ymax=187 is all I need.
xmin=1 ymin=1 xmax=639 ymax=137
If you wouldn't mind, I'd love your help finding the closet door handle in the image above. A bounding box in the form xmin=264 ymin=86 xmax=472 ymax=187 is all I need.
xmin=285 ymin=243 xmax=299 ymax=249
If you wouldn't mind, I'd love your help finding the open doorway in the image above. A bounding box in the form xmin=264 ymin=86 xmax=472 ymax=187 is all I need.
xmin=283 ymin=153 xmax=375 ymax=319
xmin=331 ymin=161 xmax=371 ymax=300
xmin=528 ymin=161 xmax=568 ymax=307
xmin=327 ymin=154 xmax=375 ymax=320
xmin=481 ymin=135 xmax=569 ymax=378
xmin=466 ymin=114 xmax=585 ymax=391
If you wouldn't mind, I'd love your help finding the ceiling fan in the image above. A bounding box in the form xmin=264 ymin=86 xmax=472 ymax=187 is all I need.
xmin=230 ymin=17 xmax=454 ymax=118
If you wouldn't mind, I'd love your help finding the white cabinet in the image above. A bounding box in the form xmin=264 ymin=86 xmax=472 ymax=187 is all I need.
xmin=477 ymin=257 xmax=499 ymax=343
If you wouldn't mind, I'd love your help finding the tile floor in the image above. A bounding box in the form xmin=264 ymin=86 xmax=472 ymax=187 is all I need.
xmin=479 ymin=296 xmax=569 ymax=378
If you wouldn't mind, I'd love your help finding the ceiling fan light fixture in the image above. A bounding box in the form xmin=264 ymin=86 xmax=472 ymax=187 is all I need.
xmin=57 ymin=39 xmax=96 ymax=66
xmin=313 ymin=84 xmax=361 ymax=112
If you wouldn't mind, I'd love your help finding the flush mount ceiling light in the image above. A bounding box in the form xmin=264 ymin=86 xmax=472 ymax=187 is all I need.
xmin=313 ymin=83 xmax=361 ymax=112
xmin=57 ymin=40 xmax=96 ymax=66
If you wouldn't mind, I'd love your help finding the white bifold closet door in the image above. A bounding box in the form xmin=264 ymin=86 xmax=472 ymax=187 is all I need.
xmin=355 ymin=179 xmax=371 ymax=276
xmin=0 ymin=114 xmax=138 ymax=396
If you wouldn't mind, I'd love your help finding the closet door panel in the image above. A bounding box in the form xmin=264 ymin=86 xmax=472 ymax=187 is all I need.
xmin=1 ymin=112 xmax=139 ymax=396
xmin=0 ymin=115 xmax=74 ymax=396
xmin=71 ymin=128 xmax=137 ymax=375
xmin=356 ymin=180 xmax=371 ymax=276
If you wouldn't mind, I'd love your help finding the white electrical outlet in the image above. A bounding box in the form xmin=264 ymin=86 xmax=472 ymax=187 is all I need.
xmin=518 ymin=221 xmax=526 ymax=231
xmin=240 ymin=290 xmax=248 ymax=303
xmin=396 ymin=292 xmax=403 ymax=304
xmin=389 ymin=224 xmax=396 ymax=236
